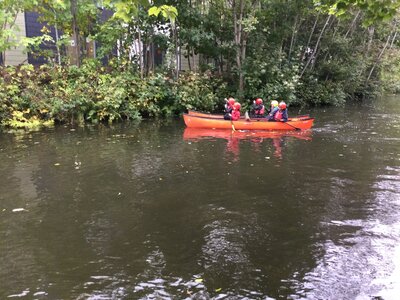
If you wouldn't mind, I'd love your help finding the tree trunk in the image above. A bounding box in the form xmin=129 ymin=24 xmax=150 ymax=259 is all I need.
xmin=138 ymin=29 xmax=143 ymax=79
xmin=288 ymin=16 xmax=299 ymax=61
xmin=303 ymin=13 xmax=319 ymax=60
xmin=70 ymin=0 xmax=80 ymax=66
xmin=233 ymin=0 xmax=245 ymax=94
xmin=390 ymin=31 xmax=397 ymax=48
xmin=173 ymin=24 xmax=179 ymax=79
xmin=300 ymin=14 xmax=331 ymax=77
xmin=54 ymin=20 xmax=61 ymax=64
xmin=366 ymin=32 xmax=392 ymax=82
xmin=187 ymin=46 xmax=191 ymax=71
xmin=366 ymin=26 xmax=375 ymax=56
xmin=192 ymin=48 xmax=196 ymax=72
xmin=345 ymin=11 xmax=360 ymax=39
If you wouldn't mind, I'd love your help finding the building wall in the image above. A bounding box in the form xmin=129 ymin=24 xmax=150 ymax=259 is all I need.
xmin=4 ymin=13 xmax=28 ymax=65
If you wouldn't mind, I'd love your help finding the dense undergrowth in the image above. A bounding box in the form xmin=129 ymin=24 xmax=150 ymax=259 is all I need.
xmin=0 ymin=61 xmax=227 ymax=127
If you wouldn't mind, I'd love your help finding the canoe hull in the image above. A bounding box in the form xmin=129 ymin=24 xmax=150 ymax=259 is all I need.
xmin=183 ymin=114 xmax=314 ymax=130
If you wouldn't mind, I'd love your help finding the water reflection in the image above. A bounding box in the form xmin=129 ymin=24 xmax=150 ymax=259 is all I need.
xmin=183 ymin=128 xmax=312 ymax=160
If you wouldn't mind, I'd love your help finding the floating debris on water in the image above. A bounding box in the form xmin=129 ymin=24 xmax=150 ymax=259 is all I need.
xmin=12 ymin=208 xmax=26 ymax=212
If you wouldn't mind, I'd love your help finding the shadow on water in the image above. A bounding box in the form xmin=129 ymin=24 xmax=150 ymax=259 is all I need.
xmin=0 ymin=96 xmax=399 ymax=299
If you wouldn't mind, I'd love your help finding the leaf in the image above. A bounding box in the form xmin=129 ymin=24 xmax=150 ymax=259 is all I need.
xmin=194 ymin=278 xmax=203 ymax=283
xmin=148 ymin=6 xmax=161 ymax=17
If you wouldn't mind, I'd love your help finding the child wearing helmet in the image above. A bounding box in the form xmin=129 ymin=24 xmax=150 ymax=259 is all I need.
xmin=250 ymin=98 xmax=265 ymax=118
xmin=223 ymin=97 xmax=236 ymax=120
xmin=274 ymin=102 xmax=288 ymax=122
xmin=231 ymin=102 xmax=241 ymax=121
xmin=267 ymin=100 xmax=280 ymax=121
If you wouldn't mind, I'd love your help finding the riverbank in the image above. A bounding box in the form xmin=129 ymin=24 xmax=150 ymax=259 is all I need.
xmin=0 ymin=60 xmax=396 ymax=129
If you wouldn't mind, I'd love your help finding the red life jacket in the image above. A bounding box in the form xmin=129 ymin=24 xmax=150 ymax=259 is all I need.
xmin=231 ymin=110 xmax=241 ymax=121
xmin=274 ymin=110 xmax=283 ymax=121
xmin=255 ymin=105 xmax=265 ymax=115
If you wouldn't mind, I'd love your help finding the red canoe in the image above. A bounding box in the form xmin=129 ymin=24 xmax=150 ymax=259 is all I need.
xmin=188 ymin=110 xmax=310 ymax=121
xmin=183 ymin=114 xmax=314 ymax=130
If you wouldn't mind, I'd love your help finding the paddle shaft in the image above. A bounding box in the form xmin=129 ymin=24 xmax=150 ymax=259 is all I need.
xmin=283 ymin=121 xmax=301 ymax=131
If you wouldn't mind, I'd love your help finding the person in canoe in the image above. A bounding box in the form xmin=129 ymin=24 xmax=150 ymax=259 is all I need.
xmin=232 ymin=102 xmax=241 ymax=121
xmin=224 ymin=102 xmax=241 ymax=121
xmin=273 ymin=101 xmax=288 ymax=122
xmin=224 ymin=97 xmax=236 ymax=120
xmin=250 ymin=98 xmax=265 ymax=118
xmin=267 ymin=100 xmax=279 ymax=121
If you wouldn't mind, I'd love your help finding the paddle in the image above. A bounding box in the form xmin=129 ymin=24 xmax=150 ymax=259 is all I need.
xmin=231 ymin=119 xmax=236 ymax=131
xmin=282 ymin=121 xmax=301 ymax=131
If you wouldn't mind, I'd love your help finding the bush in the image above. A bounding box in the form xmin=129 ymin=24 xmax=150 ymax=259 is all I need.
xmin=0 ymin=63 xmax=226 ymax=127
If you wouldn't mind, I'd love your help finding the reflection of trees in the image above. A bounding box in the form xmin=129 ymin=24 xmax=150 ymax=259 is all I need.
xmin=0 ymin=133 xmax=50 ymax=298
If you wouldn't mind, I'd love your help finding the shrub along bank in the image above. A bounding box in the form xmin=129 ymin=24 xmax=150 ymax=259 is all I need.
xmin=0 ymin=62 xmax=227 ymax=128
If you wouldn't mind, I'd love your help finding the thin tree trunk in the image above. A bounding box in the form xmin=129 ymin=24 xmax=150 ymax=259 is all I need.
xmin=239 ymin=37 xmax=247 ymax=93
xmin=70 ymin=0 xmax=80 ymax=66
xmin=288 ymin=15 xmax=299 ymax=61
xmin=345 ymin=11 xmax=360 ymax=39
xmin=187 ymin=46 xmax=191 ymax=71
xmin=234 ymin=0 xmax=245 ymax=94
xmin=303 ymin=12 xmax=319 ymax=60
xmin=366 ymin=32 xmax=392 ymax=82
xmin=173 ymin=24 xmax=179 ymax=79
xmin=390 ymin=31 xmax=397 ymax=48
xmin=192 ymin=48 xmax=196 ymax=72
xmin=138 ymin=29 xmax=143 ymax=79
xmin=300 ymin=14 xmax=331 ymax=77
xmin=54 ymin=21 xmax=61 ymax=64
xmin=366 ymin=26 xmax=375 ymax=56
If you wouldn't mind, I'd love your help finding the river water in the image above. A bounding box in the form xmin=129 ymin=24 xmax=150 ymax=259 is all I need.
xmin=0 ymin=96 xmax=399 ymax=300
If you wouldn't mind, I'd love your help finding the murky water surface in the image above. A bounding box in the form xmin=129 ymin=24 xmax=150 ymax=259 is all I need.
xmin=0 ymin=97 xmax=399 ymax=299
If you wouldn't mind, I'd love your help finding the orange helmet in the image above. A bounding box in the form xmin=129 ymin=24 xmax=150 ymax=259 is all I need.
xmin=228 ymin=97 xmax=236 ymax=106
xmin=233 ymin=102 xmax=241 ymax=110
xmin=279 ymin=102 xmax=287 ymax=110
xmin=255 ymin=98 xmax=263 ymax=105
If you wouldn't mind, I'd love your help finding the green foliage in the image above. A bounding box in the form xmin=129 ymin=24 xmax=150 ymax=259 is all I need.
xmin=0 ymin=62 xmax=225 ymax=127
xmin=173 ymin=73 xmax=225 ymax=113
xmin=148 ymin=5 xmax=178 ymax=23
xmin=381 ymin=48 xmax=400 ymax=94
xmin=315 ymin=0 xmax=400 ymax=26
xmin=296 ymin=76 xmax=347 ymax=106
